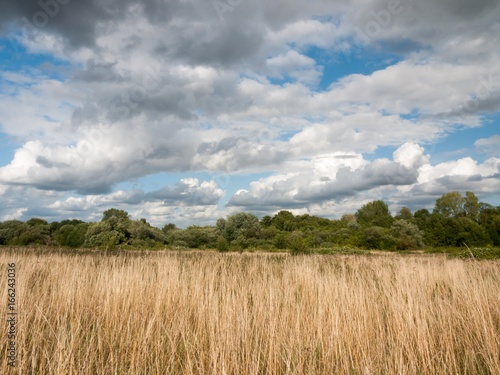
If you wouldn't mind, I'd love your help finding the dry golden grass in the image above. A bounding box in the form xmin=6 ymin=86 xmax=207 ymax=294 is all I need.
xmin=1 ymin=249 xmax=499 ymax=374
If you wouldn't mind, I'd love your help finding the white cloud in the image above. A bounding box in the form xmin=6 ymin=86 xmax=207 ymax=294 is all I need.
xmin=228 ymin=143 xmax=500 ymax=214
xmin=475 ymin=135 xmax=500 ymax=156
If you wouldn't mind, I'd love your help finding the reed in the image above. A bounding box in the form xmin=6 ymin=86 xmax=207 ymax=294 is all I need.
xmin=1 ymin=250 xmax=499 ymax=374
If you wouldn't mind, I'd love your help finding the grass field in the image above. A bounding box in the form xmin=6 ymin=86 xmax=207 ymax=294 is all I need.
xmin=1 ymin=248 xmax=499 ymax=374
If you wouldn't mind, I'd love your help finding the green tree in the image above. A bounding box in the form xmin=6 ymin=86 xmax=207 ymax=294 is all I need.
xmin=391 ymin=219 xmax=424 ymax=250
xmin=453 ymin=217 xmax=489 ymax=246
xmin=272 ymin=211 xmax=296 ymax=231
xmin=356 ymin=200 xmax=393 ymax=228
xmin=464 ymin=191 xmax=479 ymax=221
xmin=83 ymin=219 xmax=129 ymax=249
xmin=0 ymin=221 xmax=24 ymax=245
xmin=216 ymin=236 xmax=229 ymax=252
xmin=260 ymin=215 xmax=273 ymax=228
xmin=359 ymin=226 xmax=396 ymax=250
xmin=414 ymin=209 xmax=431 ymax=229
xmin=102 ymin=209 xmax=130 ymax=223
xmin=287 ymin=231 xmax=308 ymax=254
xmin=223 ymin=212 xmax=260 ymax=242
xmin=433 ymin=191 xmax=465 ymax=218
xmin=162 ymin=223 xmax=177 ymax=233
xmin=395 ymin=207 xmax=413 ymax=221
xmin=53 ymin=223 xmax=89 ymax=248
xmin=129 ymin=219 xmax=166 ymax=244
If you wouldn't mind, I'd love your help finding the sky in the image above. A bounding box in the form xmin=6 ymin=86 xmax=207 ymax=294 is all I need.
xmin=0 ymin=0 xmax=499 ymax=228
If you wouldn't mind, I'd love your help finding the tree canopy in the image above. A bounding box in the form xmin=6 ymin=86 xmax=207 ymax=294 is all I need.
xmin=1 ymin=191 xmax=499 ymax=251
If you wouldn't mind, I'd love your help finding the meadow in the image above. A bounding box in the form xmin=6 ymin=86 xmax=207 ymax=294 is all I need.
xmin=1 ymin=248 xmax=499 ymax=374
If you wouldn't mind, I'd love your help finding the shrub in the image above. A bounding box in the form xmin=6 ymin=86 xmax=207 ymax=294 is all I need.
xmin=449 ymin=246 xmax=500 ymax=260
xmin=287 ymin=231 xmax=309 ymax=254
xmin=216 ymin=236 xmax=229 ymax=252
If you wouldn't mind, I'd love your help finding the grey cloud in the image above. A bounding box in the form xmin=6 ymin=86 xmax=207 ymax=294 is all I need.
xmin=0 ymin=0 xmax=135 ymax=49
xmin=295 ymin=161 xmax=418 ymax=203
xmin=172 ymin=25 xmax=263 ymax=68
xmin=228 ymin=160 xmax=419 ymax=208
xmin=197 ymin=137 xmax=239 ymax=155
xmin=145 ymin=180 xmax=223 ymax=205
xmin=73 ymin=60 xmax=125 ymax=83
xmin=1 ymin=0 xmax=331 ymax=67
xmin=36 ymin=155 xmax=67 ymax=168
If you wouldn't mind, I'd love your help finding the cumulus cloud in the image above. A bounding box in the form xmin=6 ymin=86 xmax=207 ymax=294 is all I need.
xmin=475 ymin=135 xmax=500 ymax=157
xmin=228 ymin=142 xmax=425 ymax=208
xmin=228 ymin=143 xmax=500 ymax=213
xmin=0 ymin=178 xmax=225 ymax=226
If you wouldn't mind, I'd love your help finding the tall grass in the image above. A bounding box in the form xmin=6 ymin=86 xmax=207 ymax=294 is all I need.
xmin=1 ymin=249 xmax=499 ymax=374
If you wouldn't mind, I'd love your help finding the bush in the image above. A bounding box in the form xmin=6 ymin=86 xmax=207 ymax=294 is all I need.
xmin=449 ymin=246 xmax=500 ymax=260
xmin=216 ymin=236 xmax=229 ymax=252
xmin=172 ymin=240 xmax=189 ymax=249
xmin=313 ymin=246 xmax=370 ymax=255
xmin=359 ymin=226 xmax=396 ymax=250
xmin=287 ymin=231 xmax=308 ymax=254
xmin=391 ymin=219 xmax=424 ymax=250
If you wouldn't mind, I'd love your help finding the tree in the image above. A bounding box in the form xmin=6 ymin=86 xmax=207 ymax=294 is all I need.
xmin=0 ymin=221 xmax=24 ymax=245
xmin=391 ymin=219 xmax=424 ymax=250
xmin=260 ymin=215 xmax=273 ymax=228
xmin=216 ymin=236 xmax=229 ymax=252
xmin=272 ymin=211 xmax=296 ymax=231
xmin=221 ymin=212 xmax=260 ymax=242
xmin=102 ymin=209 xmax=130 ymax=222
xmin=53 ymin=223 xmax=89 ymax=248
xmin=356 ymin=200 xmax=393 ymax=228
xmin=287 ymin=231 xmax=308 ymax=254
xmin=433 ymin=191 xmax=465 ymax=218
xmin=341 ymin=214 xmax=356 ymax=223
xmin=453 ymin=217 xmax=489 ymax=246
xmin=83 ymin=220 xmax=129 ymax=249
xmin=359 ymin=226 xmax=396 ymax=250
xmin=396 ymin=207 xmax=413 ymax=221
xmin=464 ymin=191 xmax=479 ymax=221
xmin=129 ymin=219 xmax=165 ymax=242
xmin=162 ymin=223 xmax=176 ymax=233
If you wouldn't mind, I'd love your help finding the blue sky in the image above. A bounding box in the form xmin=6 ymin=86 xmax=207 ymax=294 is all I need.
xmin=0 ymin=0 xmax=499 ymax=227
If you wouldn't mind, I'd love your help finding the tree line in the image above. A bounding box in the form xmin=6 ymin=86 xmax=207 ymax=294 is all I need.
xmin=0 ymin=191 xmax=499 ymax=251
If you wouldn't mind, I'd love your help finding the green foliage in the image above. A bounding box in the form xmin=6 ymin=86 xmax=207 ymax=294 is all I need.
xmin=0 ymin=221 xmax=24 ymax=245
xmin=287 ymin=231 xmax=308 ymax=254
xmin=312 ymin=246 xmax=370 ymax=255
xmin=83 ymin=220 xmax=129 ymax=249
xmin=434 ymin=191 xmax=465 ymax=218
xmin=391 ymin=219 xmax=424 ymax=250
xmin=395 ymin=207 xmax=413 ymax=220
xmin=359 ymin=226 xmax=396 ymax=250
xmin=453 ymin=217 xmax=489 ymax=246
xmin=53 ymin=223 xmax=89 ymax=248
xmin=356 ymin=200 xmax=394 ymax=228
xmin=216 ymin=236 xmax=229 ymax=252
xmin=0 ymin=191 xmax=498 ymax=253
xmin=464 ymin=191 xmax=479 ymax=221
xmin=449 ymin=247 xmax=500 ymax=260
xmin=129 ymin=220 xmax=165 ymax=242
xmin=274 ymin=232 xmax=287 ymax=249
xmin=171 ymin=240 xmax=189 ymax=250
xmin=169 ymin=226 xmax=217 ymax=249
xmin=102 ymin=208 xmax=131 ymax=223
xmin=221 ymin=212 xmax=260 ymax=242
xmin=0 ymin=220 xmax=49 ymax=246
xmin=162 ymin=223 xmax=177 ymax=233
xmin=272 ymin=210 xmax=296 ymax=231
xmin=260 ymin=215 xmax=273 ymax=228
